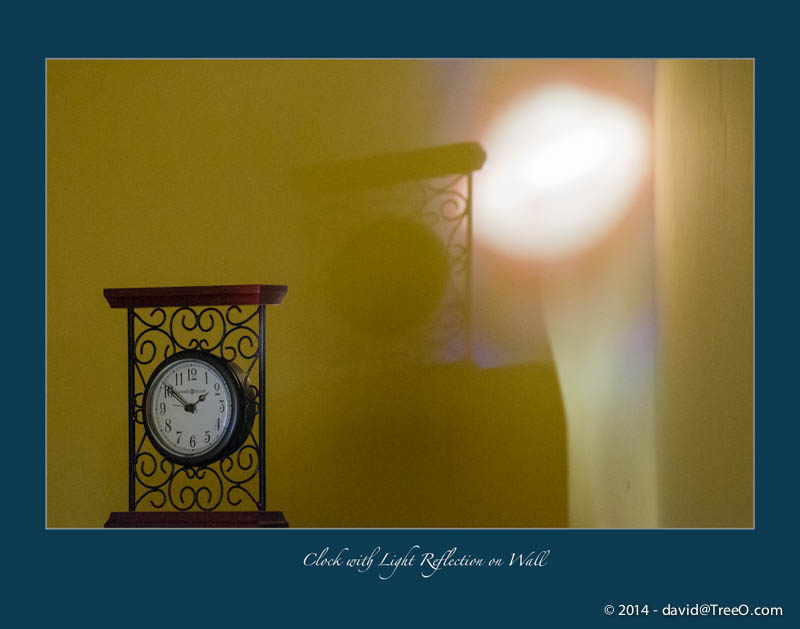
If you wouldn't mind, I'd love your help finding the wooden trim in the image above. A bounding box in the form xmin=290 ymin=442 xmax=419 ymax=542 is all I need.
xmin=104 ymin=511 xmax=289 ymax=528
xmin=104 ymin=285 xmax=288 ymax=308
xmin=294 ymin=142 xmax=487 ymax=193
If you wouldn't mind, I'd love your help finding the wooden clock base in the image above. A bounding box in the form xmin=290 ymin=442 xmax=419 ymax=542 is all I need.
xmin=105 ymin=511 xmax=289 ymax=528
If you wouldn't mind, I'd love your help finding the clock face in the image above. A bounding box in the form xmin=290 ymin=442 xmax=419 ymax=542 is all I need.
xmin=143 ymin=351 xmax=245 ymax=466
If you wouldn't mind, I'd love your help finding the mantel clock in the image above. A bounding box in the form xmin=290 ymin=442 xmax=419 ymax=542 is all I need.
xmin=103 ymin=284 xmax=288 ymax=528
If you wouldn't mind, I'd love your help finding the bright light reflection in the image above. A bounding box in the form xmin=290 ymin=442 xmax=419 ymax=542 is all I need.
xmin=475 ymin=84 xmax=650 ymax=260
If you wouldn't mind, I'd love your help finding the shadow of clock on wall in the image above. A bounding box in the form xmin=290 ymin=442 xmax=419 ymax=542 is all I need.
xmin=323 ymin=215 xmax=450 ymax=336
xmin=277 ymin=148 xmax=568 ymax=527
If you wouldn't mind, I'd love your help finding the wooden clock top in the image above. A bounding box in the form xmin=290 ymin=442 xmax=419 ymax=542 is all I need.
xmin=103 ymin=284 xmax=288 ymax=308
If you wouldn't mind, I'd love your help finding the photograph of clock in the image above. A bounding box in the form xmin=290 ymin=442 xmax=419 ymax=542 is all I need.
xmin=103 ymin=284 xmax=288 ymax=528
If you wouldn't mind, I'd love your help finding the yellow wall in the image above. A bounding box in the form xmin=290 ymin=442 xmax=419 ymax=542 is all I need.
xmin=48 ymin=59 xmax=753 ymax=529
xmin=541 ymin=213 xmax=659 ymax=528
xmin=654 ymin=60 xmax=754 ymax=527
xmin=46 ymin=60 xmax=568 ymax=527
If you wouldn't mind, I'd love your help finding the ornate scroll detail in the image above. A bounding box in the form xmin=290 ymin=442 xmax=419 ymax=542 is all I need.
xmin=418 ymin=175 xmax=471 ymax=362
xmin=128 ymin=305 xmax=264 ymax=511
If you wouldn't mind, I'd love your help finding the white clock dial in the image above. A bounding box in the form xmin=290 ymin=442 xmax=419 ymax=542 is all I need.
xmin=145 ymin=354 xmax=239 ymax=463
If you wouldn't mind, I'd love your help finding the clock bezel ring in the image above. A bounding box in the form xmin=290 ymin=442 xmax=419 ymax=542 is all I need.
xmin=142 ymin=349 xmax=247 ymax=467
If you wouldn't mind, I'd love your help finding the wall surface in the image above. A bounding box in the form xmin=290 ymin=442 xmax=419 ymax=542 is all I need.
xmin=46 ymin=60 xmax=568 ymax=527
xmin=47 ymin=59 xmax=684 ymax=529
xmin=654 ymin=60 xmax=754 ymax=527
xmin=440 ymin=59 xmax=659 ymax=527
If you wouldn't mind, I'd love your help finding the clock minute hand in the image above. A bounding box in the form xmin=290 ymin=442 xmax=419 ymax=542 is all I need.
xmin=169 ymin=389 xmax=191 ymax=407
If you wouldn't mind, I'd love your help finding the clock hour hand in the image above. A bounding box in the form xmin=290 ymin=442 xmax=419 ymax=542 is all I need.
xmin=183 ymin=393 xmax=207 ymax=414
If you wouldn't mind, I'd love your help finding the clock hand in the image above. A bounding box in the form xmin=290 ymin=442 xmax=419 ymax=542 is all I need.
xmin=169 ymin=389 xmax=194 ymax=412
xmin=182 ymin=393 xmax=207 ymax=415
xmin=169 ymin=389 xmax=190 ymax=406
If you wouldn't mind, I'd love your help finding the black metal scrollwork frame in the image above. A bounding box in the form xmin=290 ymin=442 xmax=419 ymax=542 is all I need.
xmin=126 ymin=304 xmax=268 ymax=511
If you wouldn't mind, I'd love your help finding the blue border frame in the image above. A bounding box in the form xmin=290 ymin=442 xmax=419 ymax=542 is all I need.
xmin=19 ymin=3 xmax=784 ymax=624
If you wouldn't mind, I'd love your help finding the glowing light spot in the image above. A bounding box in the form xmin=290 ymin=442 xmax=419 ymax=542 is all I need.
xmin=475 ymin=84 xmax=650 ymax=260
